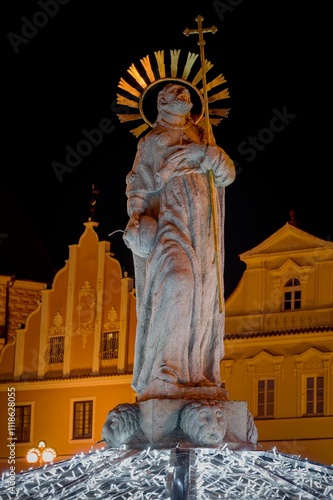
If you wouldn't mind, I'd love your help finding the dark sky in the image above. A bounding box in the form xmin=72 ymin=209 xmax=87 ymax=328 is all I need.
xmin=2 ymin=1 xmax=330 ymax=298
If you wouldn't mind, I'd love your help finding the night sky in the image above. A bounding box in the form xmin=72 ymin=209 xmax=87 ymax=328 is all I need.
xmin=2 ymin=1 xmax=330 ymax=298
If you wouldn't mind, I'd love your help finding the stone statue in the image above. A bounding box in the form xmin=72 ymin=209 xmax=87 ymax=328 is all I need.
xmin=102 ymin=403 xmax=140 ymax=447
xmin=123 ymin=83 xmax=236 ymax=399
xmin=180 ymin=401 xmax=228 ymax=446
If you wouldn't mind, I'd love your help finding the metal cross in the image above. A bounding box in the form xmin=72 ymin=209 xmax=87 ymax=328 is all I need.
xmin=184 ymin=16 xmax=224 ymax=313
xmin=183 ymin=15 xmax=217 ymax=144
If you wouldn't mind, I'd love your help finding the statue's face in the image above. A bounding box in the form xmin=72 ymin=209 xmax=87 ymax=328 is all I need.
xmin=102 ymin=404 xmax=139 ymax=447
xmin=180 ymin=403 xmax=228 ymax=446
xmin=160 ymin=84 xmax=193 ymax=116
xmin=195 ymin=407 xmax=227 ymax=445
xmin=102 ymin=411 xmax=126 ymax=446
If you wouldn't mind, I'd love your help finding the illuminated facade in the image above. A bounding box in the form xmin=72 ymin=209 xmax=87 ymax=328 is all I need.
xmin=0 ymin=220 xmax=332 ymax=474
xmin=223 ymin=222 xmax=333 ymax=465
xmin=0 ymin=221 xmax=137 ymax=473
xmin=0 ymin=276 xmax=46 ymax=348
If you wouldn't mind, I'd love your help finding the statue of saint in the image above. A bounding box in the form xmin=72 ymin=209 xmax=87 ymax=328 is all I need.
xmin=123 ymin=83 xmax=235 ymax=398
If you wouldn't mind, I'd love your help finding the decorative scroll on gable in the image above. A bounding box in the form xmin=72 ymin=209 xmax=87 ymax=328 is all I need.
xmin=293 ymin=347 xmax=332 ymax=373
xmin=246 ymin=351 xmax=283 ymax=376
xmin=104 ymin=306 xmax=120 ymax=331
xmin=49 ymin=312 xmax=66 ymax=336
xmin=77 ymin=281 xmax=96 ymax=348
xmin=270 ymin=258 xmax=311 ymax=288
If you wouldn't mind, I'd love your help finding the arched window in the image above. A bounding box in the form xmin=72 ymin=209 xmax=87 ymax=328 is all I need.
xmin=283 ymin=278 xmax=301 ymax=311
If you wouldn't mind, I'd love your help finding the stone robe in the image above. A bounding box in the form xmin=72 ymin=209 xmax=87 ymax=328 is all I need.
xmin=124 ymin=119 xmax=235 ymax=395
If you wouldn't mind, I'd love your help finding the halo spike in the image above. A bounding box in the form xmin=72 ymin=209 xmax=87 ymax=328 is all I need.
xmin=209 ymin=108 xmax=230 ymax=118
xmin=127 ymin=64 xmax=147 ymax=89
xmin=117 ymin=113 xmax=142 ymax=123
xmin=191 ymin=60 xmax=214 ymax=86
xmin=182 ymin=52 xmax=199 ymax=80
xmin=140 ymin=55 xmax=156 ymax=83
xmin=204 ymin=74 xmax=227 ymax=93
xmin=116 ymin=94 xmax=139 ymax=109
xmin=170 ymin=50 xmax=181 ymax=77
xmin=118 ymin=78 xmax=141 ymax=98
xmin=208 ymin=88 xmax=230 ymax=103
xmin=154 ymin=51 xmax=166 ymax=78
xmin=130 ymin=123 xmax=149 ymax=138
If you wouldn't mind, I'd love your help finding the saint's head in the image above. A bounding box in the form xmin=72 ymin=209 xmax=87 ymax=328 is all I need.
xmin=157 ymin=83 xmax=193 ymax=123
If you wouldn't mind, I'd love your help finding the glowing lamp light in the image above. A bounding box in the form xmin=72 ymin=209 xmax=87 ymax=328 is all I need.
xmin=42 ymin=447 xmax=57 ymax=463
xmin=26 ymin=440 xmax=57 ymax=466
xmin=26 ymin=449 xmax=39 ymax=463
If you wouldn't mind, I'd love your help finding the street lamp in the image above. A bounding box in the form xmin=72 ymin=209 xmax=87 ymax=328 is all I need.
xmin=26 ymin=440 xmax=57 ymax=466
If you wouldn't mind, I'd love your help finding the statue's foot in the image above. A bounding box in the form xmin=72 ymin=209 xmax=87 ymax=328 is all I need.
xmin=195 ymin=378 xmax=216 ymax=387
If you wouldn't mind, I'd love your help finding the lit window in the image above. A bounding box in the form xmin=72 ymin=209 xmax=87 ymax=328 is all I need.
xmin=100 ymin=330 xmax=119 ymax=359
xmin=257 ymin=379 xmax=275 ymax=418
xmin=15 ymin=405 xmax=31 ymax=442
xmin=283 ymin=278 xmax=301 ymax=311
xmin=306 ymin=376 xmax=324 ymax=415
xmin=72 ymin=400 xmax=93 ymax=439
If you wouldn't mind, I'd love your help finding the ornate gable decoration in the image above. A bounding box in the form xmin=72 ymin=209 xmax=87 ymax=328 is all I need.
xmin=240 ymin=223 xmax=333 ymax=260
xmin=103 ymin=306 xmax=120 ymax=331
xmin=246 ymin=351 xmax=284 ymax=375
xmin=77 ymin=281 xmax=96 ymax=349
xmin=293 ymin=347 xmax=332 ymax=373
xmin=49 ymin=312 xmax=66 ymax=336
xmin=270 ymin=258 xmax=311 ymax=287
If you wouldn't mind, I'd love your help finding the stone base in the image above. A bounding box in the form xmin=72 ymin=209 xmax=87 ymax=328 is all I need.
xmin=137 ymin=398 xmax=250 ymax=444
xmin=102 ymin=398 xmax=258 ymax=451
xmin=136 ymin=379 xmax=228 ymax=402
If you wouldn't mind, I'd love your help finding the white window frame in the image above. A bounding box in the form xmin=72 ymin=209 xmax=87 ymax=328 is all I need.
xmin=304 ymin=375 xmax=324 ymax=416
xmin=294 ymin=348 xmax=331 ymax=417
xmin=257 ymin=378 xmax=275 ymax=418
xmin=283 ymin=277 xmax=301 ymax=311
xmin=245 ymin=351 xmax=283 ymax=418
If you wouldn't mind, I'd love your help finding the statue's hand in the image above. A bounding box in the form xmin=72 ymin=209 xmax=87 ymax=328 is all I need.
xmin=127 ymin=213 xmax=140 ymax=229
xmin=123 ymin=214 xmax=158 ymax=258
xmin=167 ymin=143 xmax=206 ymax=168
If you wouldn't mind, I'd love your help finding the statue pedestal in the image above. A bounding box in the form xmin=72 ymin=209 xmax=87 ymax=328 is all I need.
xmin=136 ymin=378 xmax=228 ymax=403
xmin=138 ymin=398 xmax=250 ymax=445
xmin=102 ymin=388 xmax=258 ymax=450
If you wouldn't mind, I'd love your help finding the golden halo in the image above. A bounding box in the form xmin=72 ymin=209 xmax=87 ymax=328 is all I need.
xmin=139 ymin=77 xmax=204 ymax=128
xmin=116 ymin=49 xmax=230 ymax=138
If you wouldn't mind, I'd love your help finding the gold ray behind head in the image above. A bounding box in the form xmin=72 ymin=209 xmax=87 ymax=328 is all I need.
xmin=116 ymin=49 xmax=231 ymax=138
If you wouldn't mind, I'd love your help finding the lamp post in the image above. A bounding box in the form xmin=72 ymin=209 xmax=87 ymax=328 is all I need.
xmin=26 ymin=440 xmax=57 ymax=467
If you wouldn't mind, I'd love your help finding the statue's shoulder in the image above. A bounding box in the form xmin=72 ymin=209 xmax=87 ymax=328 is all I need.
xmin=139 ymin=124 xmax=166 ymax=145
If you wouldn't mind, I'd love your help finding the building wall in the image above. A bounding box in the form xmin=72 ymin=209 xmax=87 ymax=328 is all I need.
xmin=0 ymin=276 xmax=45 ymax=346
xmin=0 ymin=220 xmax=137 ymax=474
xmin=0 ymin=376 xmax=135 ymax=473
xmin=224 ymin=223 xmax=333 ymax=466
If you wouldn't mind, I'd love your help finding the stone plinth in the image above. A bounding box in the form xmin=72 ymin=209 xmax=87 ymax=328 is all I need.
xmin=138 ymin=398 xmax=251 ymax=445
xmin=136 ymin=378 xmax=228 ymax=402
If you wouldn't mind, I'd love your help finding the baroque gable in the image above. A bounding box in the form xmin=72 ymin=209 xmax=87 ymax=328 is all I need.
xmin=240 ymin=223 xmax=333 ymax=260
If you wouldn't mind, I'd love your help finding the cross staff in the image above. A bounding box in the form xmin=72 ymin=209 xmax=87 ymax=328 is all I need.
xmin=184 ymin=16 xmax=224 ymax=313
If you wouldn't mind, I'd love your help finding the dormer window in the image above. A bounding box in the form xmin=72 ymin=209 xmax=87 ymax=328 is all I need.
xmin=283 ymin=278 xmax=301 ymax=311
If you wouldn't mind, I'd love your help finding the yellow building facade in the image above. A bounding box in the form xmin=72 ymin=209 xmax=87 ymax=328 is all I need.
xmin=0 ymin=221 xmax=137 ymax=473
xmin=223 ymin=222 xmax=333 ymax=465
xmin=0 ymin=219 xmax=332 ymax=474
